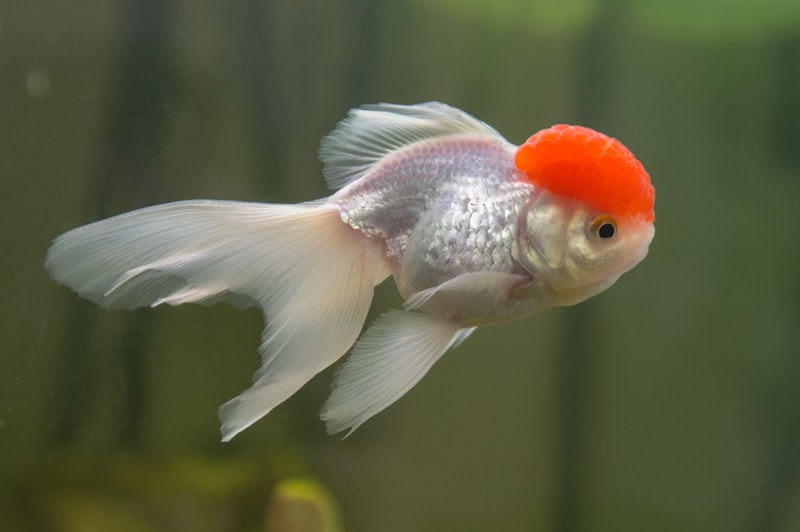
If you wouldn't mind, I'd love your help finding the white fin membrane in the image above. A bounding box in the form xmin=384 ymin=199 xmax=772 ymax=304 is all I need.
xmin=45 ymin=200 xmax=390 ymax=441
xmin=318 ymin=101 xmax=504 ymax=190
xmin=402 ymin=271 xmax=532 ymax=315
xmin=321 ymin=309 xmax=468 ymax=436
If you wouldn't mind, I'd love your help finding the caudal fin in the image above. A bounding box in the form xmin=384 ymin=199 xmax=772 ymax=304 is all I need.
xmin=45 ymin=200 xmax=390 ymax=441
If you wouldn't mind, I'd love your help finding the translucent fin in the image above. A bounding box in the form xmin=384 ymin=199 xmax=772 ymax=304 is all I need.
xmin=451 ymin=327 xmax=477 ymax=349
xmin=403 ymin=271 xmax=532 ymax=320
xmin=45 ymin=200 xmax=390 ymax=441
xmin=320 ymin=309 xmax=466 ymax=436
xmin=318 ymin=102 xmax=505 ymax=190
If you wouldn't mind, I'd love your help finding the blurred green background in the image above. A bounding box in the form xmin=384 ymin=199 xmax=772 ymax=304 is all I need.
xmin=2 ymin=0 xmax=799 ymax=531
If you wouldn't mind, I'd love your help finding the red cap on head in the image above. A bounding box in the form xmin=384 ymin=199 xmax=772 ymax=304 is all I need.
xmin=514 ymin=125 xmax=655 ymax=222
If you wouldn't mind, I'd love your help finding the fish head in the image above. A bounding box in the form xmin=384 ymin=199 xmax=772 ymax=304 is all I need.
xmin=514 ymin=124 xmax=655 ymax=307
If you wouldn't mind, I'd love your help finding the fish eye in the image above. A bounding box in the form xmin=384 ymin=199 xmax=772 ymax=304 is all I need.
xmin=590 ymin=215 xmax=617 ymax=240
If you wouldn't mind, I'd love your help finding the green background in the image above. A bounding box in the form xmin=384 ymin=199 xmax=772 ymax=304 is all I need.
xmin=2 ymin=0 xmax=799 ymax=531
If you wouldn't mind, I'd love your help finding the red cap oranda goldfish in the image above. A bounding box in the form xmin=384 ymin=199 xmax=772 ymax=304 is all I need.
xmin=45 ymin=102 xmax=655 ymax=440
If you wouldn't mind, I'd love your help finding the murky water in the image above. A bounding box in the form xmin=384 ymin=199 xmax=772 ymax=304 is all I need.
xmin=3 ymin=1 xmax=799 ymax=531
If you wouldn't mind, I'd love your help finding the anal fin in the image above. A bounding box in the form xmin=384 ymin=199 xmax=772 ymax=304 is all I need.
xmin=320 ymin=310 xmax=466 ymax=436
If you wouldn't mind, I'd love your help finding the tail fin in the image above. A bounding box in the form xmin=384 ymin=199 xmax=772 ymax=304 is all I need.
xmin=45 ymin=200 xmax=390 ymax=441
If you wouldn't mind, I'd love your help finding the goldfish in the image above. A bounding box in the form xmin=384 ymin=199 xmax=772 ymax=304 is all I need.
xmin=45 ymin=102 xmax=655 ymax=440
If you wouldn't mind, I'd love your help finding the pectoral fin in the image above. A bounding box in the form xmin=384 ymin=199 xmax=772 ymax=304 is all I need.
xmin=403 ymin=271 xmax=532 ymax=322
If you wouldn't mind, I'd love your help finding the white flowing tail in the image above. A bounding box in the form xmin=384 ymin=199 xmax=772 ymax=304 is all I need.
xmin=45 ymin=200 xmax=390 ymax=441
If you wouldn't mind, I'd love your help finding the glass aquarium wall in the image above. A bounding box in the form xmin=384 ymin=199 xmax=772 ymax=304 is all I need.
xmin=1 ymin=1 xmax=799 ymax=531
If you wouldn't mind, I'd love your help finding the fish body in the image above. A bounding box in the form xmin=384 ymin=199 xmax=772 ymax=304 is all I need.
xmin=45 ymin=102 xmax=655 ymax=439
xmin=333 ymin=134 xmax=534 ymax=323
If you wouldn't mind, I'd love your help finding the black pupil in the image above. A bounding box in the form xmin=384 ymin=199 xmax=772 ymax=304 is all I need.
xmin=598 ymin=222 xmax=616 ymax=239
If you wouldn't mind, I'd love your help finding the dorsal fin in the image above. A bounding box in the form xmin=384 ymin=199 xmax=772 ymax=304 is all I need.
xmin=319 ymin=102 xmax=504 ymax=190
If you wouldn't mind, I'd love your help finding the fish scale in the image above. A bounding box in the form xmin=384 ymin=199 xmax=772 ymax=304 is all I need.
xmin=334 ymin=135 xmax=533 ymax=295
xmin=406 ymin=177 xmax=532 ymax=290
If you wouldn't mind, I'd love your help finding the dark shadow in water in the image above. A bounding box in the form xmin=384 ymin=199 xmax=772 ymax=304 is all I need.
xmin=748 ymin=35 xmax=800 ymax=532
xmin=769 ymin=35 xmax=800 ymax=167
xmin=49 ymin=0 xmax=177 ymax=450
xmin=218 ymin=0 xmax=290 ymax=200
